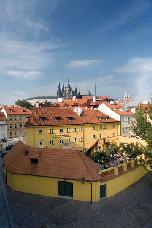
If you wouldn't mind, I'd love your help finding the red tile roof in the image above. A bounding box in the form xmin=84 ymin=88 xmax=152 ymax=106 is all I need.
xmin=26 ymin=107 xmax=85 ymax=126
xmin=26 ymin=107 xmax=118 ymax=126
xmin=58 ymin=98 xmax=89 ymax=107
xmin=102 ymin=102 xmax=123 ymax=110
xmin=3 ymin=106 xmax=31 ymax=115
xmin=4 ymin=141 xmax=102 ymax=181
xmin=82 ymin=109 xmax=118 ymax=123
xmin=115 ymin=110 xmax=134 ymax=116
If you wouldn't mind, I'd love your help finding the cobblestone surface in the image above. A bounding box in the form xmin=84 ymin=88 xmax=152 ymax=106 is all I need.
xmin=5 ymin=173 xmax=152 ymax=228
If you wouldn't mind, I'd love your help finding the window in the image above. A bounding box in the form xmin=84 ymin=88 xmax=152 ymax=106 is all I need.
xmin=73 ymin=138 xmax=77 ymax=142
xmin=20 ymin=123 xmax=23 ymax=128
xmin=93 ymin=126 xmax=95 ymax=130
xmin=60 ymin=128 xmax=63 ymax=133
xmin=14 ymin=116 xmax=18 ymax=121
xmin=113 ymin=132 xmax=115 ymax=137
xmin=74 ymin=128 xmax=77 ymax=132
xmin=39 ymin=140 xmax=44 ymax=148
xmin=9 ymin=116 xmax=13 ymax=120
xmin=67 ymin=138 xmax=70 ymax=144
xmin=122 ymin=127 xmax=125 ymax=133
xmin=60 ymin=139 xmax=63 ymax=144
xmin=54 ymin=116 xmax=62 ymax=122
xmin=113 ymin=125 xmax=115 ymax=129
xmin=100 ymin=124 xmax=106 ymax=129
xmin=15 ymin=124 xmax=17 ymax=129
xmin=50 ymin=139 xmax=54 ymax=145
xmin=123 ymin=116 xmax=128 ymax=122
xmin=67 ymin=117 xmax=74 ymax=122
xmin=79 ymin=137 xmax=83 ymax=142
xmin=39 ymin=129 xmax=43 ymax=135
xmin=58 ymin=181 xmax=73 ymax=197
xmin=100 ymin=185 xmax=106 ymax=198
xmin=20 ymin=116 xmax=23 ymax=120
xmin=39 ymin=116 xmax=47 ymax=121
xmin=9 ymin=124 xmax=12 ymax=129
xmin=15 ymin=131 xmax=17 ymax=136
xmin=93 ymin=135 xmax=96 ymax=139
xmin=99 ymin=134 xmax=102 ymax=138
xmin=67 ymin=128 xmax=70 ymax=133
xmin=50 ymin=128 xmax=54 ymax=134
xmin=79 ymin=126 xmax=83 ymax=132
xmin=9 ymin=132 xmax=12 ymax=138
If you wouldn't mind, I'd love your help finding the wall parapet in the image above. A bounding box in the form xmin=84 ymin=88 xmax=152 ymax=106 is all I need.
xmin=98 ymin=159 xmax=141 ymax=182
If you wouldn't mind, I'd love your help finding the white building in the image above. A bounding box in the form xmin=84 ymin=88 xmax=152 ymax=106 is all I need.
xmin=0 ymin=112 xmax=7 ymax=139
xmin=98 ymin=103 xmax=134 ymax=137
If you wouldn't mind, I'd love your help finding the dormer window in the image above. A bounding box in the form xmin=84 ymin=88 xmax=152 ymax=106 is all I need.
xmin=67 ymin=117 xmax=74 ymax=122
xmin=10 ymin=109 xmax=14 ymax=112
xmin=30 ymin=157 xmax=39 ymax=164
xmin=39 ymin=116 xmax=47 ymax=121
xmin=54 ymin=116 xmax=62 ymax=122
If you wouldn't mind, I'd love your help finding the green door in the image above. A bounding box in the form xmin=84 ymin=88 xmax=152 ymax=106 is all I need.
xmin=100 ymin=184 xmax=106 ymax=198
xmin=58 ymin=181 xmax=73 ymax=197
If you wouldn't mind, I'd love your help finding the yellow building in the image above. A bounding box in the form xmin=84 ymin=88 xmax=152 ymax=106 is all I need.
xmin=25 ymin=107 xmax=120 ymax=152
xmin=4 ymin=142 xmax=147 ymax=202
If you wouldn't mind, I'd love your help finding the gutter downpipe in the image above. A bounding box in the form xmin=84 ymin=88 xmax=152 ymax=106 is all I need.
xmin=90 ymin=182 xmax=93 ymax=203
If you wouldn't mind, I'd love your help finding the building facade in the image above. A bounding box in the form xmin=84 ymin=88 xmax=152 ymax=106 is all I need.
xmin=4 ymin=142 xmax=147 ymax=202
xmin=98 ymin=103 xmax=134 ymax=137
xmin=1 ymin=106 xmax=31 ymax=139
xmin=25 ymin=107 xmax=120 ymax=152
xmin=0 ymin=112 xmax=7 ymax=139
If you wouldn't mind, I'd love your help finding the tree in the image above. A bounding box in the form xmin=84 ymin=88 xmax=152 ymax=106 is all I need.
xmin=15 ymin=100 xmax=33 ymax=109
xmin=119 ymin=142 xmax=144 ymax=159
xmin=132 ymin=104 xmax=152 ymax=169
xmin=39 ymin=101 xmax=52 ymax=107
xmin=132 ymin=105 xmax=152 ymax=149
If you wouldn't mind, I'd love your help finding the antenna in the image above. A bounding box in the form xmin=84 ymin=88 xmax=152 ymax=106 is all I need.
xmin=95 ymin=84 xmax=96 ymax=97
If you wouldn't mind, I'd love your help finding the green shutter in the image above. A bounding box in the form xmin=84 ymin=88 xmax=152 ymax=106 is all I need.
xmin=58 ymin=181 xmax=65 ymax=196
xmin=100 ymin=184 xmax=106 ymax=198
xmin=58 ymin=181 xmax=73 ymax=197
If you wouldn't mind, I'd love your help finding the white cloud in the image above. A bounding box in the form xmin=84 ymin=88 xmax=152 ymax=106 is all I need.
xmin=66 ymin=59 xmax=101 ymax=68
xmin=7 ymin=70 xmax=40 ymax=79
xmin=114 ymin=57 xmax=152 ymax=103
xmin=0 ymin=0 xmax=64 ymax=80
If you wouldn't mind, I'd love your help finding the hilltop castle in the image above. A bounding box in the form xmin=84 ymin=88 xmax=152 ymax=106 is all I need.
xmin=57 ymin=80 xmax=78 ymax=98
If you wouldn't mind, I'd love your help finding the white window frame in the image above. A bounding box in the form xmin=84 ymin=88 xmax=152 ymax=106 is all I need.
xmin=50 ymin=139 xmax=54 ymax=145
xmin=79 ymin=137 xmax=83 ymax=142
xmin=60 ymin=128 xmax=63 ymax=133
xmin=39 ymin=129 xmax=43 ymax=135
xmin=60 ymin=139 xmax=63 ymax=144
xmin=67 ymin=128 xmax=70 ymax=133
xmin=67 ymin=138 xmax=70 ymax=144
xmin=39 ymin=140 xmax=44 ymax=148
xmin=50 ymin=128 xmax=54 ymax=134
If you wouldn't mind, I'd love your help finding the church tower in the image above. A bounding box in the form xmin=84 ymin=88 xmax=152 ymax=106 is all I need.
xmin=57 ymin=82 xmax=62 ymax=98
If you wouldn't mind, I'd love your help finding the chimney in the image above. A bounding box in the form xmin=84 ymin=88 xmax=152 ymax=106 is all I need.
xmin=93 ymin=84 xmax=96 ymax=103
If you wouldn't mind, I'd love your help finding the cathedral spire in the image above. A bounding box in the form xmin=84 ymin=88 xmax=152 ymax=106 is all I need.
xmin=57 ymin=82 xmax=62 ymax=98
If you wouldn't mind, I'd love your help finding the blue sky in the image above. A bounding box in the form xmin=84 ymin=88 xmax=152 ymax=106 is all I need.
xmin=1 ymin=0 xmax=152 ymax=104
